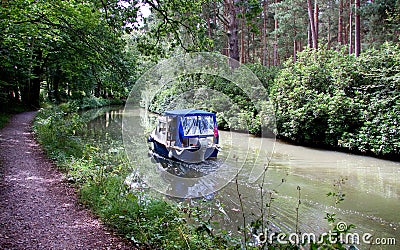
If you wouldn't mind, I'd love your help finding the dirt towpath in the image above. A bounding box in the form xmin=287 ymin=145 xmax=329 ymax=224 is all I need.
xmin=0 ymin=112 xmax=133 ymax=249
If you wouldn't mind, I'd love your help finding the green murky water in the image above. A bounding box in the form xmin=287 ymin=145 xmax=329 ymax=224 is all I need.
xmin=85 ymin=106 xmax=399 ymax=249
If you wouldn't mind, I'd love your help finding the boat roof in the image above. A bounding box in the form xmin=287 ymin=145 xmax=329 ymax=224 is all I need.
xmin=163 ymin=109 xmax=215 ymax=117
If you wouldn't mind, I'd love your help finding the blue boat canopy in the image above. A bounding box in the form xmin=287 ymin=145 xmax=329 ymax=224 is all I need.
xmin=149 ymin=109 xmax=220 ymax=160
xmin=160 ymin=109 xmax=218 ymax=145
xmin=164 ymin=109 xmax=215 ymax=117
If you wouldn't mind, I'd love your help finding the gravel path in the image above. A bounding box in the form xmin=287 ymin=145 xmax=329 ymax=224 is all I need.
xmin=0 ymin=112 xmax=133 ymax=249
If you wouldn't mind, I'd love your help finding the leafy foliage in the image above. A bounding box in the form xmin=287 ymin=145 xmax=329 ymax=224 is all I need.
xmin=0 ymin=0 xmax=134 ymax=107
xmin=340 ymin=43 xmax=400 ymax=157
xmin=147 ymin=67 xmax=276 ymax=135
xmin=271 ymin=43 xmax=400 ymax=158
xmin=33 ymin=106 xmax=85 ymax=161
xmin=362 ymin=0 xmax=400 ymax=46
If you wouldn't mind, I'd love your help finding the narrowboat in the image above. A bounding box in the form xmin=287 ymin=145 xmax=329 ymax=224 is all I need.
xmin=148 ymin=109 xmax=220 ymax=163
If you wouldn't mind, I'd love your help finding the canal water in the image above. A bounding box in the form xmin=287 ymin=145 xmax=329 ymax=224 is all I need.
xmin=85 ymin=106 xmax=399 ymax=248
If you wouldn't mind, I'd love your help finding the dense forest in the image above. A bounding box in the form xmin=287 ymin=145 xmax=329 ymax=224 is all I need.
xmin=1 ymin=0 xmax=399 ymax=157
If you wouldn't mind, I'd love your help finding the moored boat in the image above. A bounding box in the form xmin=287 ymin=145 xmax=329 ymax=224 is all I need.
xmin=148 ymin=109 xmax=220 ymax=163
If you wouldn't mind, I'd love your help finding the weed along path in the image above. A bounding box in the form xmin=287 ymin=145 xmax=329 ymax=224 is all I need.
xmin=0 ymin=112 xmax=133 ymax=249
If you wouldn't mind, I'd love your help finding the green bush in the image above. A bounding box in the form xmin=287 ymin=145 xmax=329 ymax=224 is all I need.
xmin=245 ymin=63 xmax=280 ymax=94
xmin=339 ymin=43 xmax=400 ymax=156
xmin=271 ymin=43 xmax=400 ymax=158
xmin=33 ymin=106 xmax=85 ymax=161
xmin=271 ymin=48 xmax=358 ymax=144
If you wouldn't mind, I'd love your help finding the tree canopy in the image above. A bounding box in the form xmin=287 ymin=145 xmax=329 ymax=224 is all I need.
xmin=1 ymin=0 xmax=399 ymax=109
xmin=0 ymin=0 xmax=138 ymax=108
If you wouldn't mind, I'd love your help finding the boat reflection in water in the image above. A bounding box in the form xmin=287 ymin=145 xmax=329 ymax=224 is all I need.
xmin=148 ymin=150 xmax=221 ymax=200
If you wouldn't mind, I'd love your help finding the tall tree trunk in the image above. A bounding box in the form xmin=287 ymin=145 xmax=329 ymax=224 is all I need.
xmin=293 ymin=11 xmax=297 ymax=62
xmin=273 ymin=0 xmax=279 ymax=66
xmin=95 ymin=80 xmax=101 ymax=97
xmin=53 ymin=67 xmax=61 ymax=103
xmin=252 ymin=32 xmax=255 ymax=63
xmin=94 ymin=69 xmax=102 ymax=97
xmin=268 ymin=46 xmax=271 ymax=66
xmin=29 ymin=71 xmax=41 ymax=108
xmin=21 ymin=49 xmax=42 ymax=108
xmin=328 ymin=14 xmax=331 ymax=49
xmin=213 ymin=0 xmax=217 ymax=50
xmin=338 ymin=0 xmax=343 ymax=46
xmin=307 ymin=0 xmax=317 ymax=49
xmin=222 ymin=2 xmax=229 ymax=56
xmin=285 ymin=39 xmax=290 ymax=59
xmin=349 ymin=0 xmax=353 ymax=54
xmin=226 ymin=0 xmax=240 ymax=62
xmin=207 ymin=12 xmax=211 ymax=38
xmin=207 ymin=6 xmax=212 ymax=50
xmin=355 ymin=0 xmax=360 ymax=56
xmin=314 ymin=0 xmax=319 ymax=46
xmin=240 ymin=6 xmax=245 ymax=63
xmin=262 ymin=0 xmax=268 ymax=66
xmin=298 ymin=40 xmax=302 ymax=53
xmin=246 ymin=24 xmax=250 ymax=62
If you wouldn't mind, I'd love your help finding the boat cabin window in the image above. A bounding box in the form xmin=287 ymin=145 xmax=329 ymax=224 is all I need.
xmin=167 ymin=118 xmax=177 ymax=142
xmin=181 ymin=115 xmax=214 ymax=136
xmin=157 ymin=121 xmax=167 ymax=134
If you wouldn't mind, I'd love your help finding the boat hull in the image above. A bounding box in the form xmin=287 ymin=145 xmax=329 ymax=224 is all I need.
xmin=150 ymin=139 xmax=218 ymax=162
